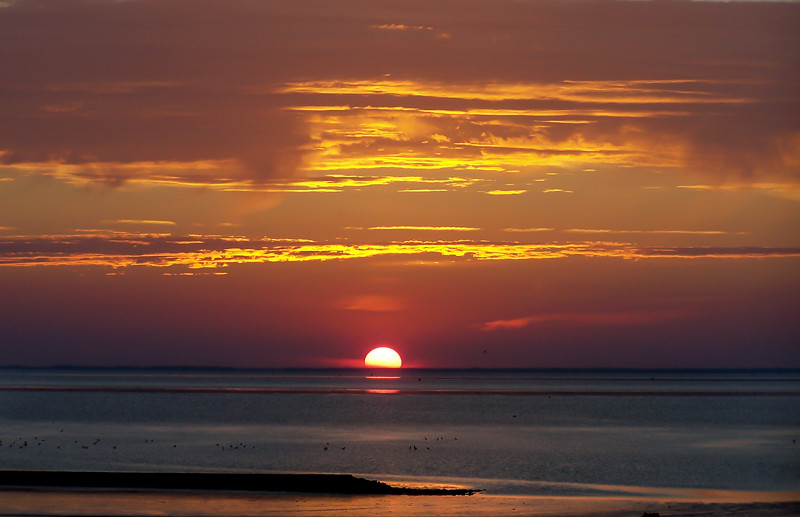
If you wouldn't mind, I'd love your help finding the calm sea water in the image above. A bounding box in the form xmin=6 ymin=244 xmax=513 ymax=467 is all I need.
xmin=1 ymin=368 xmax=798 ymax=497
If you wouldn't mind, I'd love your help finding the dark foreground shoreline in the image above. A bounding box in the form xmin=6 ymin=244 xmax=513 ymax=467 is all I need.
xmin=0 ymin=470 xmax=479 ymax=496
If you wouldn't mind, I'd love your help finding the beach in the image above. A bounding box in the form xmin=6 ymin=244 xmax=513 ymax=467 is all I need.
xmin=0 ymin=469 xmax=797 ymax=516
xmin=1 ymin=464 xmax=797 ymax=517
xmin=0 ymin=487 xmax=798 ymax=517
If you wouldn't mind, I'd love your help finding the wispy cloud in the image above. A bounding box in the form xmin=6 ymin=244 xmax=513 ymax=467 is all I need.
xmin=365 ymin=226 xmax=481 ymax=231
xmin=480 ymin=309 xmax=689 ymax=331
xmin=485 ymin=190 xmax=526 ymax=196
xmin=564 ymin=228 xmax=748 ymax=236
xmin=503 ymin=227 xmax=555 ymax=233
xmin=1 ymin=234 xmax=797 ymax=270
xmin=279 ymin=79 xmax=751 ymax=104
xmin=244 ymin=174 xmax=482 ymax=193
xmin=676 ymin=183 xmax=800 ymax=200
xmin=398 ymin=188 xmax=449 ymax=193
xmin=105 ymin=219 xmax=176 ymax=226
xmin=370 ymin=24 xmax=433 ymax=31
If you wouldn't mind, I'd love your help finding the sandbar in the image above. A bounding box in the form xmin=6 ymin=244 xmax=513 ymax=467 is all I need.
xmin=0 ymin=469 xmax=478 ymax=495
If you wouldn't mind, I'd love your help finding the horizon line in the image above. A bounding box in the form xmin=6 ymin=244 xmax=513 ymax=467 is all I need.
xmin=1 ymin=365 xmax=799 ymax=372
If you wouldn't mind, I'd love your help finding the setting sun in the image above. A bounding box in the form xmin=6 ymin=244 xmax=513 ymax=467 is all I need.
xmin=364 ymin=347 xmax=403 ymax=368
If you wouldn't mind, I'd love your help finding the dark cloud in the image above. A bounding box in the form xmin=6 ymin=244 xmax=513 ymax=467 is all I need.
xmin=0 ymin=0 xmax=798 ymax=184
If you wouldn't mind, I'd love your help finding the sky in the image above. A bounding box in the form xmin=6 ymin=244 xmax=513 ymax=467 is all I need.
xmin=0 ymin=0 xmax=798 ymax=368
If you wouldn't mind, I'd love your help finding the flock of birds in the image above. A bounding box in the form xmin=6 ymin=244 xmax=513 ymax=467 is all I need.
xmin=321 ymin=435 xmax=460 ymax=453
xmin=1 ymin=433 xmax=263 ymax=453
xmin=2 ymin=430 xmax=465 ymax=458
xmin=2 ymin=411 xmax=531 ymax=459
xmin=2 ymin=433 xmax=172 ymax=452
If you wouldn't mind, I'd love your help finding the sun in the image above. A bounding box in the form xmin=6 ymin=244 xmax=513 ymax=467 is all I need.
xmin=364 ymin=347 xmax=403 ymax=368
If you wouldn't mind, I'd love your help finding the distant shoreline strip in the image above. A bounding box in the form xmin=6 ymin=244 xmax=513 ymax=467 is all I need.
xmin=0 ymin=470 xmax=479 ymax=496
xmin=1 ymin=386 xmax=798 ymax=396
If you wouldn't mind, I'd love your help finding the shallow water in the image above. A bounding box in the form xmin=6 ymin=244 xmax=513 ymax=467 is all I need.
xmin=1 ymin=368 xmax=798 ymax=497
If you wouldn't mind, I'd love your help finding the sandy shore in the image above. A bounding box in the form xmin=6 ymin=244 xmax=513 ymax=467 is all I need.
xmin=0 ymin=490 xmax=797 ymax=517
xmin=0 ymin=470 xmax=797 ymax=516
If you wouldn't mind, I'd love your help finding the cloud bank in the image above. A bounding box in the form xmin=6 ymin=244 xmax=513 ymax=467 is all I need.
xmin=0 ymin=0 xmax=797 ymax=188
xmin=1 ymin=233 xmax=797 ymax=270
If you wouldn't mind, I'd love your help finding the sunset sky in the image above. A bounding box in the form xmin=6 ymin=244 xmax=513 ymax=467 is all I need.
xmin=1 ymin=0 xmax=798 ymax=368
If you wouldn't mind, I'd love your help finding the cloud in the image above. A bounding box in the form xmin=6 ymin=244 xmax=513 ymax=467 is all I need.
xmin=238 ymin=174 xmax=482 ymax=193
xmin=676 ymin=182 xmax=800 ymax=201
xmin=1 ymin=233 xmax=797 ymax=270
xmin=371 ymin=24 xmax=433 ymax=32
xmin=564 ymin=228 xmax=747 ymax=236
xmin=480 ymin=310 xmax=689 ymax=331
xmin=0 ymin=0 xmax=797 ymax=188
xmin=504 ymin=227 xmax=555 ymax=233
xmin=485 ymin=190 xmax=526 ymax=196
xmin=279 ymin=78 xmax=752 ymax=104
xmin=0 ymin=1 xmax=314 ymax=186
xmin=365 ymin=226 xmax=480 ymax=231
xmin=105 ymin=219 xmax=176 ymax=226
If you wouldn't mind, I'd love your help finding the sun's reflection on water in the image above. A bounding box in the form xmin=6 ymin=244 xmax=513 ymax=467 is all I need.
xmin=364 ymin=374 xmax=402 ymax=393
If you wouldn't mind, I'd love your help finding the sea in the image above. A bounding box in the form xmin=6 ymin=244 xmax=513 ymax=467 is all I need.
xmin=1 ymin=368 xmax=799 ymax=500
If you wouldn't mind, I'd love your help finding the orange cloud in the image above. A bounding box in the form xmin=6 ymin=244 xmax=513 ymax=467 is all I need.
xmin=1 ymin=0 xmax=797 ymax=189
xmin=246 ymin=174 xmax=483 ymax=193
xmin=564 ymin=229 xmax=747 ymax=236
xmin=106 ymin=219 xmax=177 ymax=226
xmin=279 ymin=79 xmax=750 ymax=104
xmin=371 ymin=24 xmax=433 ymax=32
xmin=504 ymin=227 xmax=555 ymax=233
xmin=365 ymin=226 xmax=480 ymax=232
xmin=480 ymin=310 xmax=689 ymax=331
xmin=1 ymin=234 xmax=798 ymax=270
xmin=485 ymin=190 xmax=526 ymax=196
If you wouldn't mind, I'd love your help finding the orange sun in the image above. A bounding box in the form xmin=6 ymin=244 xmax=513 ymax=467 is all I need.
xmin=364 ymin=347 xmax=403 ymax=368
